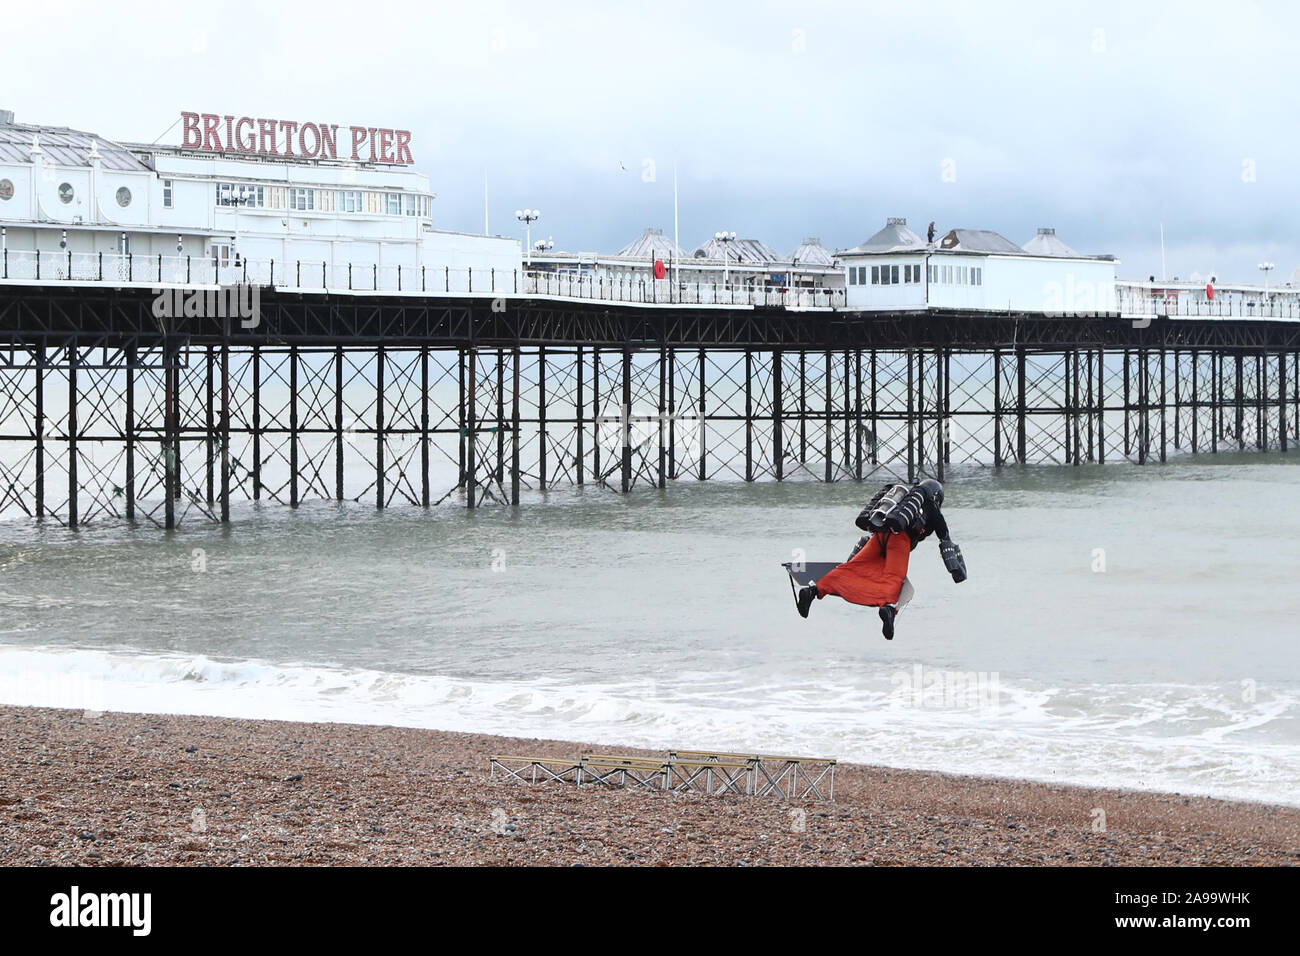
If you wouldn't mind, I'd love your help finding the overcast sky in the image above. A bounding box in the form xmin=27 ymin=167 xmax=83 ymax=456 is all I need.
xmin=8 ymin=0 xmax=1299 ymax=281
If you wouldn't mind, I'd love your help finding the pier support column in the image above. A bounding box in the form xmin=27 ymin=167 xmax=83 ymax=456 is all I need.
xmin=35 ymin=347 xmax=44 ymax=520
xmin=576 ymin=346 xmax=584 ymax=487
xmin=125 ymin=345 xmax=136 ymax=521
xmin=512 ymin=346 xmax=521 ymax=506
xmin=539 ymin=347 xmax=548 ymax=491
xmin=1191 ymin=349 xmax=1199 ymax=454
xmin=854 ymin=350 xmax=863 ymax=481
xmin=1095 ymin=349 xmax=1104 ymax=464
xmin=698 ymin=347 xmax=707 ymax=481
xmin=374 ymin=345 xmax=384 ymax=509
xmin=457 ymin=347 xmax=466 ymax=489
xmin=421 ymin=345 xmax=430 ymax=508
xmin=221 ymin=333 xmax=230 ymax=523
xmin=204 ymin=345 xmax=214 ymax=506
xmin=336 ymin=345 xmax=345 ymax=500
xmin=657 ymin=345 xmax=666 ymax=489
xmin=1281 ymin=352 xmax=1289 ymax=453
xmin=466 ymin=349 xmax=477 ymax=508
xmin=744 ymin=350 xmax=753 ymax=482
xmin=1160 ymin=349 xmax=1167 ymax=464
xmin=992 ymin=349 xmax=1001 ymax=467
xmin=68 ymin=345 xmax=78 ymax=529
xmin=592 ymin=349 xmax=602 ymax=484
xmin=773 ymin=351 xmax=784 ymax=481
xmin=252 ymin=345 xmax=261 ymax=500
xmin=799 ymin=351 xmax=807 ymax=466
xmin=824 ymin=349 xmax=833 ymax=482
xmin=667 ymin=348 xmax=676 ymax=481
xmin=1016 ymin=347 xmax=1026 ymax=465
xmin=621 ymin=346 xmax=632 ymax=494
xmin=1235 ymin=354 xmax=1245 ymax=450
xmin=290 ymin=345 xmax=299 ymax=508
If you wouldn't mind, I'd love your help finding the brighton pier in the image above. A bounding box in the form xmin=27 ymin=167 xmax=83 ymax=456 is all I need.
xmin=0 ymin=258 xmax=1295 ymax=529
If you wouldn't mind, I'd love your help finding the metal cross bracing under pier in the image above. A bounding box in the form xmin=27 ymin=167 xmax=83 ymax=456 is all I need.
xmin=0 ymin=284 xmax=1298 ymax=527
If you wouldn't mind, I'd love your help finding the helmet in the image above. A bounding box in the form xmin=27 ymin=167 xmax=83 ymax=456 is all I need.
xmin=917 ymin=478 xmax=944 ymax=507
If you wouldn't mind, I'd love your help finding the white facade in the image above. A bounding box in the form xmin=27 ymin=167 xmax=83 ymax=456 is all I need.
xmin=0 ymin=111 xmax=521 ymax=282
xmin=840 ymin=219 xmax=1118 ymax=313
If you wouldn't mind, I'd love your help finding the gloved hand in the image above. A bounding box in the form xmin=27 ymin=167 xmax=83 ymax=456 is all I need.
xmin=939 ymin=538 xmax=967 ymax=583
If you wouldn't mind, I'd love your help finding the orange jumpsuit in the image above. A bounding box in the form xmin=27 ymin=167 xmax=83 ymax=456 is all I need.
xmin=815 ymin=530 xmax=911 ymax=607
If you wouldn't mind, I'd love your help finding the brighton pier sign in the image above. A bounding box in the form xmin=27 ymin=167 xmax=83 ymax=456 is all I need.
xmin=180 ymin=112 xmax=414 ymax=165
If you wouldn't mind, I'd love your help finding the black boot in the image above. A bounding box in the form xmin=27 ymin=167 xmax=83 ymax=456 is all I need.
xmin=796 ymin=585 xmax=817 ymax=619
xmin=879 ymin=604 xmax=896 ymax=640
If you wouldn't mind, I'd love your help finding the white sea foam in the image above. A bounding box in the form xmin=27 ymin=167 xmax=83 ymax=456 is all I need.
xmin=3 ymin=644 xmax=1297 ymax=807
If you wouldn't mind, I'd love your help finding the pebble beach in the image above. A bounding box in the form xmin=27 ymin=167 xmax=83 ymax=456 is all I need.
xmin=2 ymin=705 xmax=1296 ymax=867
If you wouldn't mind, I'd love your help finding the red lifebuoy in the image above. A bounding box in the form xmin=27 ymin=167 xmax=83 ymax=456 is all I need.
xmin=1206 ymin=282 xmax=1215 ymax=300
xmin=653 ymin=259 xmax=666 ymax=280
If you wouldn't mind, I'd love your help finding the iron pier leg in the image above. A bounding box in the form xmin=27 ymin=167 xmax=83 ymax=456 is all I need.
xmin=466 ymin=349 xmax=476 ymax=508
xmin=1016 ymin=347 xmax=1027 ymax=466
xmin=698 ymin=347 xmax=707 ymax=481
xmin=512 ymin=346 xmax=521 ymax=506
xmin=773 ymin=351 xmax=783 ymax=481
xmin=290 ymin=345 xmax=299 ymax=508
xmin=126 ymin=345 xmax=135 ymax=521
xmin=336 ymin=345 xmax=344 ymax=500
xmin=538 ymin=347 xmax=548 ymax=491
xmin=421 ymin=345 xmax=430 ymax=508
xmin=744 ymin=350 xmax=753 ymax=482
xmin=35 ymin=347 xmax=44 ymax=520
xmin=68 ymin=345 xmax=78 ymax=529
xmin=221 ymin=334 xmax=230 ymax=522
xmin=993 ymin=348 xmax=1002 ymax=468
xmin=375 ymin=345 xmax=384 ymax=509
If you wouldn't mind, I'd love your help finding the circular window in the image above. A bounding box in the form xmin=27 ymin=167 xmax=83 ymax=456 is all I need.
xmin=58 ymin=183 xmax=74 ymax=204
xmin=0 ymin=179 xmax=12 ymax=201
xmin=116 ymin=186 xmax=131 ymax=207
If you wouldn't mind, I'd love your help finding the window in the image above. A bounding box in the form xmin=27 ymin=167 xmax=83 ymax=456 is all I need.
xmin=58 ymin=183 xmax=74 ymax=204
xmin=386 ymin=193 xmax=401 ymax=216
xmin=404 ymin=194 xmax=417 ymax=216
xmin=267 ymin=187 xmax=285 ymax=209
xmin=289 ymin=187 xmax=314 ymax=211
xmin=974 ymin=267 xmax=982 ymax=286
xmin=339 ymin=190 xmax=361 ymax=212
xmin=944 ymin=265 xmax=953 ymax=284
xmin=871 ymin=265 xmax=880 ymax=285
xmin=116 ymin=186 xmax=132 ymax=207
xmin=890 ymin=265 xmax=899 ymax=284
xmin=162 ymin=180 xmax=173 ymax=208
xmin=316 ymin=189 xmax=336 ymax=212
xmin=365 ymin=191 xmax=383 ymax=213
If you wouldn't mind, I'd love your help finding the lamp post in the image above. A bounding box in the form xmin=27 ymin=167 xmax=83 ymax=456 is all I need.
xmin=1258 ymin=261 xmax=1275 ymax=300
xmin=714 ymin=230 xmax=736 ymax=289
xmin=220 ymin=184 xmax=253 ymax=269
xmin=516 ymin=209 xmax=540 ymax=266
xmin=533 ymin=236 xmax=554 ymax=255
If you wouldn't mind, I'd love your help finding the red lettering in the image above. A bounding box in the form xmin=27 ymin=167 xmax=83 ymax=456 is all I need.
xmin=298 ymin=122 xmax=320 ymax=158
xmin=258 ymin=119 xmax=278 ymax=155
xmin=367 ymin=128 xmax=377 ymax=163
xmin=394 ymin=130 xmax=413 ymax=165
xmin=235 ymin=117 xmax=255 ymax=152
xmin=224 ymin=115 xmax=234 ymax=151
xmin=318 ymin=124 xmax=339 ymax=160
xmin=181 ymin=111 xmax=202 ymax=149
xmin=202 ymin=113 xmax=222 ymax=151
xmin=349 ymin=126 xmax=366 ymax=161
xmin=279 ymin=120 xmax=299 ymax=157
xmin=378 ymin=128 xmax=394 ymax=163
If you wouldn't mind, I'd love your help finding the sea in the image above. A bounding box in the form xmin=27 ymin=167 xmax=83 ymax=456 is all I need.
xmin=0 ymin=454 xmax=1297 ymax=806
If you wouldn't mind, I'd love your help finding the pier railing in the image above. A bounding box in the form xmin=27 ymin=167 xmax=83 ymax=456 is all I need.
xmin=0 ymin=248 xmax=845 ymax=310
xmin=1116 ymin=284 xmax=1300 ymax=321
